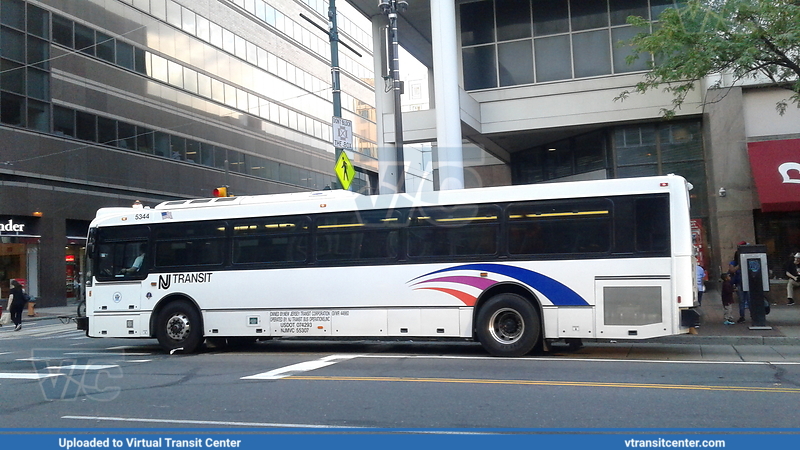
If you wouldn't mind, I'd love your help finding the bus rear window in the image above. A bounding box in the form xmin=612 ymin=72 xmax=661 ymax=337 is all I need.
xmin=635 ymin=196 xmax=670 ymax=253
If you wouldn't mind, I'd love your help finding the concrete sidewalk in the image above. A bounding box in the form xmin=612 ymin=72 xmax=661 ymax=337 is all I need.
xmin=654 ymin=288 xmax=800 ymax=345
xmin=18 ymin=290 xmax=800 ymax=346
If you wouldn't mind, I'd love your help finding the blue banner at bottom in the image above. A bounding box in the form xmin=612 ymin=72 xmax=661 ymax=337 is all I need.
xmin=1 ymin=430 xmax=798 ymax=450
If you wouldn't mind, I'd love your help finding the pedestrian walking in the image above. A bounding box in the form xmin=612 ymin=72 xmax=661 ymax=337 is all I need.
xmin=785 ymin=252 xmax=800 ymax=306
xmin=8 ymin=279 xmax=27 ymax=331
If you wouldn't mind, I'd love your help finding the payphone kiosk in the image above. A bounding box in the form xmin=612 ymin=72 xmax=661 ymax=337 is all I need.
xmin=738 ymin=244 xmax=771 ymax=330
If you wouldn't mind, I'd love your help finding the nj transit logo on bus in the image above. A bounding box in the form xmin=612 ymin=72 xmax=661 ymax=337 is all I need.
xmin=158 ymin=273 xmax=213 ymax=289
xmin=408 ymin=263 xmax=588 ymax=307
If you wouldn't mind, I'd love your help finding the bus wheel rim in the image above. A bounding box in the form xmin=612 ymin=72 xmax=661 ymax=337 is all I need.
xmin=489 ymin=308 xmax=524 ymax=344
xmin=166 ymin=314 xmax=191 ymax=341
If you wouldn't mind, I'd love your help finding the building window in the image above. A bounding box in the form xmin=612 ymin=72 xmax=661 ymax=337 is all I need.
xmin=0 ymin=92 xmax=25 ymax=126
xmin=512 ymin=120 xmax=706 ymax=217
xmin=512 ymin=130 xmax=609 ymax=183
xmin=460 ymin=0 xmax=671 ymax=90
xmin=0 ymin=1 xmax=50 ymax=132
xmin=53 ymin=106 xmax=74 ymax=137
xmin=613 ymin=121 xmax=707 ymax=216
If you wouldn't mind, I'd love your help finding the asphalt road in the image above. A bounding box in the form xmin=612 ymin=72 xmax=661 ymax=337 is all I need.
xmin=1 ymin=319 xmax=800 ymax=430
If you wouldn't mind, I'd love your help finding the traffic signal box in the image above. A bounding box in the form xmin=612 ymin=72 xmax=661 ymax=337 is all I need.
xmin=212 ymin=186 xmax=230 ymax=197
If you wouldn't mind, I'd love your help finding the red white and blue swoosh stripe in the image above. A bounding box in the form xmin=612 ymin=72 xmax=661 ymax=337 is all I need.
xmin=408 ymin=263 xmax=588 ymax=307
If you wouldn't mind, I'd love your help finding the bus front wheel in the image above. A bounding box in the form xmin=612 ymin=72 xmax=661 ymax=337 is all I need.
xmin=476 ymin=293 xmax=540 ymax=357
xmin=155 ymin=301 xmax=203 ymax=353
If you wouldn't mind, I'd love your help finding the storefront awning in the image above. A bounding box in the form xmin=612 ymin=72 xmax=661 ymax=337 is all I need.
xmin=747 ymin=139 xmax=800 ymax=212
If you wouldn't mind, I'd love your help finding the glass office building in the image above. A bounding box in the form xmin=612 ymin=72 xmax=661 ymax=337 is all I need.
xmin=0 ymin=0 xmax=378 ymax=306
xmin=347 ymin=0 xmax=800 ymax=284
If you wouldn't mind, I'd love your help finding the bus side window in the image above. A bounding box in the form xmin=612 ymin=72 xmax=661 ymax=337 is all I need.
xmin=153 ymin=221 xmax=226 ymax=268
xmin=231 ymin=217 xmax=309 ymax=265
xmin=408 ymin=205 xmax=498 ymax=258
xmin=315 ymin=210 xmax=404 ymax=262
xmin=507 ymin=200 xmax=610 ymax=256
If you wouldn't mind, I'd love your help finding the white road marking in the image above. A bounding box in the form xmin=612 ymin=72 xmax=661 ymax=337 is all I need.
xmin=64 ymin=352 xmax=153 ymax=356
xmin=354 ymin=354 xmax=800 ymax=365
xmin=242 ymin=354 xmax=361 ymax=380
xmin=55 ymin=364 xmax=119 ymax=371
xmin=61 ymin=415 xmax=363 ymax=429
xmin=60 ymin=415 xmax=491 ymax=433
xmin=17 ymin=356 xmax=65 ymax=362
xmin=0 ymin=373 xmax=62 ymax=379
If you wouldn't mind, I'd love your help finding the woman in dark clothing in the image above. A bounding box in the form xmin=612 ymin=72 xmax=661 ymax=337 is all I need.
xmin=8 ymin=279 xmax=26 ymax=331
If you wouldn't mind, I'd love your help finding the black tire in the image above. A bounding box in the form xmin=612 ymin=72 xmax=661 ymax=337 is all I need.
xmin=155 ymin=300 xmax=203 ymax=353
xmin=76 ymin=300 xmax=86 ymax=318
xmin=476 ymin=293 xmax=540 ymax=357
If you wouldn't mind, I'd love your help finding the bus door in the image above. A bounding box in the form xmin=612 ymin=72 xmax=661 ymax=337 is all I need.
xmin=93 ymin=227 xmax=150 ymax=316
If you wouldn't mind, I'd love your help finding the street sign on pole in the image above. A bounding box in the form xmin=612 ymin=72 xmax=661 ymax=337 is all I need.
xmin=335 ymin=150 xmax=355 ymax=190
xmin=332 ymin=116 xmax=353 ymax=150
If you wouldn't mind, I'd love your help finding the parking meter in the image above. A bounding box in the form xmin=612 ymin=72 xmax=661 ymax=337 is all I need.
xmin=738 ymin=244 xmax=771 ymax=329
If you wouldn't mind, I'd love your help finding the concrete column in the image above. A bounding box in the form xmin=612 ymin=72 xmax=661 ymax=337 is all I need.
xmin=704 ymin=86 xmax=757 ymax=276
xmin=38 ymin=215 xmax=67 ymax=307
xmin=430 ymin=0 xmax=464 ymax=190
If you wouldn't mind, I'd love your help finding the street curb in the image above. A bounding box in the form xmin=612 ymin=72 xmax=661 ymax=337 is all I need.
xmin=621 ymin=336 xmax=800 ymax=345
xmin=24 ymin=313 xmax=78 ymax=323
xmin=22 ymin=307 xmax=800 ymax=346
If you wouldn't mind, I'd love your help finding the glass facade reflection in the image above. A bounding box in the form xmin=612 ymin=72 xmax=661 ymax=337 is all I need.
xmin=2 ymin=0 xmax=377 ymax=190
xmin=0 ymin=0 xmax=377 ymax=307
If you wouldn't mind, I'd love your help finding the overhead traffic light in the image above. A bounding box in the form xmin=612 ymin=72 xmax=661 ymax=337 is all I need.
xmin=212 ymin=186 xmax=230 ymax=197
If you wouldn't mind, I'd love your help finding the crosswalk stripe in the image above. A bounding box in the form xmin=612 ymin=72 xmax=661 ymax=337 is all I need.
xmin=57 ymin=364 xmax=119 ymax=370
xmin=0 ymin=323 xmax=83 ymax=339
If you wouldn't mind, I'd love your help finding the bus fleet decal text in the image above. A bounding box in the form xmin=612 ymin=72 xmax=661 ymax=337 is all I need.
xmin=270 ymin=310 xmax=337 ymax=334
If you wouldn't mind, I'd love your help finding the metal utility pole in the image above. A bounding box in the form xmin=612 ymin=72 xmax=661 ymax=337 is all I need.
xmin=379 ymin=0 xmax=407 ymax=193
xmin=302 ymin=0 xmax=362 ymax=190
xmin=329 ymin=0 xmax=342 ymax=133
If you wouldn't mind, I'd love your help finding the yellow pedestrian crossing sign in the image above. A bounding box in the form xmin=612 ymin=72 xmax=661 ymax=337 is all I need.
xmin=335 ymin=151 xmax=355 ymax=190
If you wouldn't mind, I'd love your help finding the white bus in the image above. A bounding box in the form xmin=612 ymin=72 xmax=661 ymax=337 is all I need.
xmin=77 ymin=175 xmax=698 ymax=356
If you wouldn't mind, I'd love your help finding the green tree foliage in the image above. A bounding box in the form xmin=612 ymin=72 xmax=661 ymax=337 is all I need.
xmin=617 ymin=0 xmax=800 ymax=118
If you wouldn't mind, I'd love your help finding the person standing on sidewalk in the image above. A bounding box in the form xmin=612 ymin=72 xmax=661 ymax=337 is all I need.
xmin=7 ymin=279 xmax=26 ymax=331
xmin=784 ymin=252 xmax=800 ymax=306
xmin=696 ymin=263 xmax=706 ymax=306
xmin=721 ymin=272 xmax=735 ymax=325
xmin=730 ymin=259 xmax=749 ymax=323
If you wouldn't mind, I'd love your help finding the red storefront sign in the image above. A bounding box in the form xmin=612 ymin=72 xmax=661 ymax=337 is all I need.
xmin=747 ymin=139 xmax=800 ymax=212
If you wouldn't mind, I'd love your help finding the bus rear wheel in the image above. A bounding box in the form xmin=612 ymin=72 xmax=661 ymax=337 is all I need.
xmin=476 ymin=293 xmax=540 ymax=357
xmin=155 ymin=301 xmax=202 ymax=353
